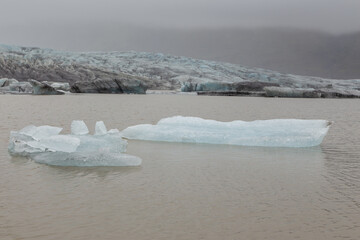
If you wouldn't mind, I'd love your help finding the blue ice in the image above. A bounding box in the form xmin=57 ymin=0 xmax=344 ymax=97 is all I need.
xmin=122 ymin=116 xmax=331 ymax=147
xmin=8 ymin=121 xmax=141 ymax=166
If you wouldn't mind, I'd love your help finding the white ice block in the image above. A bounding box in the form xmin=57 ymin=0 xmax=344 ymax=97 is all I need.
xmin=122 ymin=116 xmax=331 ymax=147
xmin=71 ymin=120 xmax=89 ymax=135
xmin=9 ymin=121 xmax=137 ymax=167
xmin=94 ymin=121 xmax=107 ymax=135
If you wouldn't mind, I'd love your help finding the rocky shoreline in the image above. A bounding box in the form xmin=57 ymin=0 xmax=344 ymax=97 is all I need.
xmin=1 ymin=44 xmax=359 ymax=97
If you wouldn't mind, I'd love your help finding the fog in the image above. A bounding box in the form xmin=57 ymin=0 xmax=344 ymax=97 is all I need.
xmin=1 ymin=0 xmax=360 ymax=78
xmin=2 ymin=0 xmax=360 ymax=33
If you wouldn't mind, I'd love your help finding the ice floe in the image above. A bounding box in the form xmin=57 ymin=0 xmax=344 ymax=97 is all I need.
xmin=9 ymin=121 xmax=141 ymax=167
xmin=122 ymin=116 xmax=331 ymax=147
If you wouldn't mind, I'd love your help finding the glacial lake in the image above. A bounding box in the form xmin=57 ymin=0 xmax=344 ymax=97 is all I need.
xmin=0 ymin=94 xmax=359 ymax=240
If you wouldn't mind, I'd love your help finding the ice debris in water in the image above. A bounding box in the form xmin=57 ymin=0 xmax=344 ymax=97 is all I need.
xmin=122 ymin=116 xmax=331 ymax=147
xmin=8 ymin=121 xmax=141 ymax=166
xmin=95 ymin=121 xmax=107 ymax=135
xmin=108 ymin=128 xmax=120 ymax=134
xmin=71 ymin=120 xmax=89 ymax=135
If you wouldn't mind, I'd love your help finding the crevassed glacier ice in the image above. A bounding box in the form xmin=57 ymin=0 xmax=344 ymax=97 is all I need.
xmin=9 ymin=121 xmax=141 ymax=166
xmin=122 ymin=116 xmax=331 ymax=147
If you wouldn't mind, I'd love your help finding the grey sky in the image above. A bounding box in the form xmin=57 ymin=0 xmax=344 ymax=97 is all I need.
xmin=1 ymin=0 xmax=360 ymax=33
xmin=1 ymin=0 xmax=360 ymax=79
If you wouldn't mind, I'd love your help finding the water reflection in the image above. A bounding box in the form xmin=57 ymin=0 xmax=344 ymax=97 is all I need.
xmin=7 ymin=155 xmax=142 ymax=179
xmin=322 ymin=145 xmax=360 ymax=208
xmin=129 ymin=139 xmax=326 ymax=164
xmin=45 ymin=165 xmax=143 ymax=178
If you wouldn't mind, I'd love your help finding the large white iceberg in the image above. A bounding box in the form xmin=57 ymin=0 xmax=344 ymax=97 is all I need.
xmin=122 ymin=116 xmax=331 ymax=147
xmin=8 ymin=121 xmax=141 ymax=166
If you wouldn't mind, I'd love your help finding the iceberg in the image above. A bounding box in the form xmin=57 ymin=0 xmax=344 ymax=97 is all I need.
xmin=18 ymin=125 xmax=63 ymax=141
xmin=108 ymin=129 xmax=120 ymax=134
xmin=29 ymin=79 xmax=64 ymax=95
xmin=71 ymin=120 xmax=89 ymax=135
xmin=122 ymin=116 xmax=331 ymax=147
xmin=26 ymin=135 xmax=80 ymax=153
xmin=9 ymin=121 xmax=141 ymax=166
xmin=95 ymin=121 xmax=107 ymax=135
xmin=75 ymin=134 xmax=127 ymax=153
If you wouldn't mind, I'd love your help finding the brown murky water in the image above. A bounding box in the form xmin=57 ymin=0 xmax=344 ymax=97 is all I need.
xmin=0 ymin=94 xmax=359 ymax=240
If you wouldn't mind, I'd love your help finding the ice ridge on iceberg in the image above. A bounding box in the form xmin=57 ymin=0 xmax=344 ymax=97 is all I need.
xmin=121 ymin=116 xmax=331 ymax=147
xmin=8 ymin=121 xmax=141 ymax=166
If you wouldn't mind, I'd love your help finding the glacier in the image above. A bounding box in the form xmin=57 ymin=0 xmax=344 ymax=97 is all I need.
xmin=0 ymin=44 xmax=360 ymax=97
xmin=29 ymin=79 xmax=65 ymax=95
xmin=0 ymin=77 xmax=70 ymax=95
xmin=8 ymin=121 xmax=142 ymax=167
xmin=122 ymin=116 xmax=331 ymax=147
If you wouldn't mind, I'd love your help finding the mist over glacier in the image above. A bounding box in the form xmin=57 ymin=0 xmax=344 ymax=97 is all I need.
xmin=1 ymin=0 xmax=360 ymax=79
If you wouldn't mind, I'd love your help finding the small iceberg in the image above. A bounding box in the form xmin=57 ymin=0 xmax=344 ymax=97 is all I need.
xmin=122 ymin=116 xmax=331 ymax=147
xmin=8 ymin=121 xmax=142 ymax=167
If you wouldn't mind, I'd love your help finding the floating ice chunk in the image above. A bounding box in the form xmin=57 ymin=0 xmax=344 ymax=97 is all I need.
xmin=108 ymin=129 xmax=120 ymax=134
xmin=95 ymin=121 xmax=107 ymax=135
xmin=19 ymin=125 xmax=62 ymax=140
xmin=8 ymin=125 xmax=64 ymax=156
xmin=9 ymin=121 xmax=139 ymax=167
xmin=27 ymin=135 xmax=80 ymax=153
xmin=31 ymin=152 xmax=142 ymax=167
xmin=71 ymin=120 xmax=89 ymax=135
xmin=9 ymin=132 xmax=80 ymax=156
xmin=76 ymin=134 xmax=127 ymax=153
xmin=122 ymin=116 xmax=331 ymax=147
xmin=8 ymin=131 xmax=42 ymax=156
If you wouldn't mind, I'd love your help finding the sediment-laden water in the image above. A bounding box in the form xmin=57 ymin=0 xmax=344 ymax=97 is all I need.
xmin=0 ymin=94 xmax=359 ymax=240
